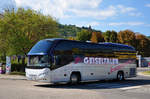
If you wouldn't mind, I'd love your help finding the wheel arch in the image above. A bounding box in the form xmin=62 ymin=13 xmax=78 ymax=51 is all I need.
xmin=117 ymin=70 xmax=124 ymax=75
xmin=117 ymin=70 xmax=125 ymax=80
xmin=70 ymin=71 xmax=81 ymax=81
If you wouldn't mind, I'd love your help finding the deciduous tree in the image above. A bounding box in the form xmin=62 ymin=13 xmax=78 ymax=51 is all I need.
xmin=76 ymin=29 xmax=92 ymax=42
xmin=91 ymin=32 xmax=104 ymax=43
xmin=136 ymin=34 xmax=150 ymax=56
xmin=118 ymin=30 xmax=136 ymax=47
xmin=0 ymin=8 xmax=58 ymax=56
xmin=103 ymin=30 xmax=118 ymax=43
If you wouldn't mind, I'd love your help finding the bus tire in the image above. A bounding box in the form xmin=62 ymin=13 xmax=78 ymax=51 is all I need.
xmin=70 ymin=73 xmax=80 ymax=84
xmin=117 ymin=71 xmax=124 ymax=81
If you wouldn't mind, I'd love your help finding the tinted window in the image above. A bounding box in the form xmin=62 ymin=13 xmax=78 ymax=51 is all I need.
xmin=55 ymin=41 xmax=74 ymax=51
xmin=51 ymin=41 xmax=74 ymax=70
xmin=28 ymin=40 xmax=52 ymax=55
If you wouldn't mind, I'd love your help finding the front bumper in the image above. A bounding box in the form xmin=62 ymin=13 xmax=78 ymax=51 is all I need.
xmin=26 ymin=68 xmax=51 ymax=83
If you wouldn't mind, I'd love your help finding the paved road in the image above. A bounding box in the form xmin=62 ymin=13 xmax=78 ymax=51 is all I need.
xmin=0 ymin=69 xmax=150 ymax=99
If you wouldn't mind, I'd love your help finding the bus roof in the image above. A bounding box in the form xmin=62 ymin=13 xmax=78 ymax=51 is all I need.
xmin=44 ymin=38 xmax=135 ymax=51
xmin=45 ymin=38 xmax=65 ymax=41
xmin=99 ymin=42 xmax=135 ymax=51
xmin=28 ymin=38 xmax=136 ymax=55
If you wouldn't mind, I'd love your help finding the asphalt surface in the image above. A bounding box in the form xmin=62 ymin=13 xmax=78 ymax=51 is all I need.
xmin=0 ymin=68 xmax=150 ymax=99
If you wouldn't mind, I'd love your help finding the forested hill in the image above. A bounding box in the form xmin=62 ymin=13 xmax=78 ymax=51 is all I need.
xmin=57 ymin=24 xmax=101 ymax=37
xmin=58 ymin=24 xmax=150 ymax=39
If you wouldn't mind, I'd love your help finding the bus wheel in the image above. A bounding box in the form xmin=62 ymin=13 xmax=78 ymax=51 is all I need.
xmin=117 ymin=71 xmax=124 ymax=81
xmin=70 ymin=73 xmax=80 ymax=84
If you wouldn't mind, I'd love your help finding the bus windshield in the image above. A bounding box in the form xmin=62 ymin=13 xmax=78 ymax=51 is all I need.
xmin=28 ymin=55 xmax=51 ymax=67
xmin=28 ymin=40 xmax=52 ymax=55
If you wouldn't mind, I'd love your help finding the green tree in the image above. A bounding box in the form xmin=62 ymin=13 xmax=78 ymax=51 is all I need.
xmin=76 ymin=29 xmax=92 ymax=42
xmin=0 ymin=8 xmax=58 ymax=56
xmin=103 ymin=30 xmax=118 ymax=43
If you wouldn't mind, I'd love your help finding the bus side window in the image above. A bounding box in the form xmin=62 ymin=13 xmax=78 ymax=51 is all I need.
xmin=51 ymin=54 xmax=73 ymax=70
xmin=51 ymin=41 xmax=74 ymax=70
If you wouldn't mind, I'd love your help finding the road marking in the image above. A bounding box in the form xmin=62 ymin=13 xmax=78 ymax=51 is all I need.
xmin=88 ymin=83 xmax=133 ymax=89
xmin=87 ymin=83 xmax=142 ymax=90
xmin=119 ymin=86 xmax=142 ymax=90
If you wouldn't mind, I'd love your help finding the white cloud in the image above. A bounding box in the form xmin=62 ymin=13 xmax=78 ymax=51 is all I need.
xmin=109 ymin=22 xmax=145 ymax=26
xmin=14 ymin=0 xmax=141 ymax=20
xmin=64 ymin=0 xmax=102 ymax=9
xmin=14 ymin=0 xmax=103 ymax=18
xmin=69 ymin=5 xmax=117 ymax=19
xmin=145 ymin=4 xmax=150 ymax=7
xmin=117 ymin=5 xmax=135 ymax=13
xmin=76 ymin=21 xmax=100 ymax=27
xmin=116 ymin=5 xmax=142 ymax=17
xmin=15 ymin=0 xmax=64 ymax=18
xmin=69 ymin=5 xmax=141 ymax=19
xmin=88 ymin=21 xmax=100 ymax=26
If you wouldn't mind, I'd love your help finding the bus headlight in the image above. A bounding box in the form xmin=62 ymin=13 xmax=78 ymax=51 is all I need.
xmin=38 ymin=71 xmax=49 ymax=77
xmin=38 ymin=73 xmax=46 ymax=77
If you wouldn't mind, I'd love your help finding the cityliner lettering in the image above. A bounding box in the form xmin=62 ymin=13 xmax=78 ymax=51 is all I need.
xmin=84 ymin=57 xmax=119 ymax=65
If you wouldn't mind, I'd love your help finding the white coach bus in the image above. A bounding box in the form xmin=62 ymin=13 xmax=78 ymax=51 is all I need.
xmin=26 ymin=38 xmax=137 ymax=84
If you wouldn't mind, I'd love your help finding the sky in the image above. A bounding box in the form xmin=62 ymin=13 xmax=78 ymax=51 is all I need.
xmin=0 ymin=0 xmax=150 ymax=36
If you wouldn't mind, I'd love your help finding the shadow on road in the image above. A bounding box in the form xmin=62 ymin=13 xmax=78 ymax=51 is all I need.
xmin=34 ymin=76 xmax=150 ymax=90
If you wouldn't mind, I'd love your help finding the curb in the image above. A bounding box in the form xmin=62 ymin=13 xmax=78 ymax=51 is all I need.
xmin=137 ymin=67 xmax=150 ymax=70
xmin=137 ymin=72 xmax=150 ymax=77
xmin=0 ymin=74 xmax=27 ymax=80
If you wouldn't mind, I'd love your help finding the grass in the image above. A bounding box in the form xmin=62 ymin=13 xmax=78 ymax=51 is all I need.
xmin=142 ymin=71 xmax=150 ymax=75
xmin=10 ymin=71 xmax=25 ymax=76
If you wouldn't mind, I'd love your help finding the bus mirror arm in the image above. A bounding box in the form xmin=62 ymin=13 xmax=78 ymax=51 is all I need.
xmin=53 ymin=56 xmax=56 ymax=65
xmin=53 ymin=55 xmax=59 ymax=66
